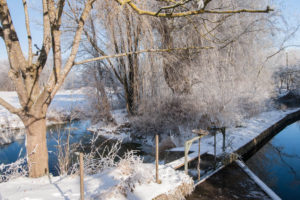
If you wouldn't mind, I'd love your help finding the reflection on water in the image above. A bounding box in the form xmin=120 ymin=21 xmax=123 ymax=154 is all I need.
xmin=246 ymin=121 xmax=300 ymax=200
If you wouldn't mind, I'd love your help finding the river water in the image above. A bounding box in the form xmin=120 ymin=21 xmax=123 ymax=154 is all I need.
xmin=246 ymin=121 xmax=300 ymax=199
xmin=0 ymin=120 xmax=184 ymax=176
xmin=0 ymin=121 xmax=95 ymax=175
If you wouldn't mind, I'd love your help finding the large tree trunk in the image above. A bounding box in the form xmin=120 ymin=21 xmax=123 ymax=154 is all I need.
xmin=23 ymin=117 xmax=49 ymax=178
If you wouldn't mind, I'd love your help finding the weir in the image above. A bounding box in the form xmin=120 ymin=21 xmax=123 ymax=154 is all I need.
xmin=164 ymin=108 xmax=300 ymax=200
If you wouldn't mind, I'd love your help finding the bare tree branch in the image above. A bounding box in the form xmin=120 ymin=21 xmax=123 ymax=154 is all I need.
xmin=155 ymin=0 xmax=192 ymax=16
xmin=74 ymin=46 xmax=213 ymax=65
xmin=48 ymin=0 xmax=96 ymax=99
xmin=257 ymin=24 xmax=300 ymax=77
xmin=22 ymin=0 xmax=33 ymax=66
xmin=0 ymin=97 xmax=20 ymax=115
xmin=0 ymin=0 xmax=29 ymax=107
xmin=35 ymin=0 xmax=52 ymax=70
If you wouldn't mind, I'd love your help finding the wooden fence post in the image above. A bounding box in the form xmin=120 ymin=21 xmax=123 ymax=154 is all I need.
xmin=184 ymin=141 xmax=188 ymax=174
xmin=197 ymin=138 xmax=201 ymax=181
xmin=214 ymin=131 xmax=217 ymax=169
xmin=222 ymin=128 xmax=226 ymax=152
xmin=80 ymin=152 xmax=84 ymax=200
xmin=155 ymin=134 xmax=161 ymax=184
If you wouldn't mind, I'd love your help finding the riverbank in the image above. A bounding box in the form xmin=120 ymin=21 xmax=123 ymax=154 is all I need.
xmin=168 ymin=107 xmax=300 ymax=165
xmin=0 ymin=89 xmax=89 ymax=145
xmin=166 ymin=107 xmax=300 ymax=199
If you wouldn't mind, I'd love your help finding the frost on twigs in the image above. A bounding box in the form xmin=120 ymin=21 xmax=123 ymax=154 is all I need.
xmin=99 ymin=152 xmax=153 ymax=199
xmin=0 ymin=157 xmax=28 ymax=183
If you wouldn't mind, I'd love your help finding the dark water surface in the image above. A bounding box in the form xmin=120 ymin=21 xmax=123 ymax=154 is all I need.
xmin=246 ymin=121 xmax=300 ymax=200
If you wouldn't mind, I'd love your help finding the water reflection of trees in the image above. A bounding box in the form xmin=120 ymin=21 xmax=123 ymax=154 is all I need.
xmin=296 ymin=121 xmax=300 ymax=129
xmin=246 ymin=144 xmax=279 ymax=188
xmin=247 ymin=142 xmax=300 ymax=188
xmin=269 ymin=144 xmax=300 ymax=178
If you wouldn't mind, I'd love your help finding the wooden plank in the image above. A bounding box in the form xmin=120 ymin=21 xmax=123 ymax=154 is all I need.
xmin=166 ymin=151 xmax=208 ymax=169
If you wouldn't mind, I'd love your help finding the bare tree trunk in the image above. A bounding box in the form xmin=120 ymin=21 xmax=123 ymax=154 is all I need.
xmin=94 ymin=67 xmax=116 ymax=124
xmin=23 ymin=117 xmax=48 ymax=178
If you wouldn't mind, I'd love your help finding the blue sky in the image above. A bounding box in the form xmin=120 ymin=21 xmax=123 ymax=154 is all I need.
xmin=280 ymin=0 xmax=300 ymax=46
xmin=0 ymin=0 xmax=43 ymax=60
xmin=0 ymin=0 xmax=300 ymax=60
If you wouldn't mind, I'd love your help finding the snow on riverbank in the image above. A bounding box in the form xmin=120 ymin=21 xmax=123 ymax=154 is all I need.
xmin=167 ymin=108 xmax=300 ymax=168
xmin=0 ymin=89 xmax=88 ymax=129
xmin=0 ymin=164 xmax=193 ymax=200
xmin=88 ymin=109 xmax=130 ymax=141
xmin=0 ymin=89 xmax=88 ymax=145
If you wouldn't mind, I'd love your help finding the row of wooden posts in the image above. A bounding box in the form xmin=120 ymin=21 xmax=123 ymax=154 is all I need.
xmin=78 ymin=129 xmax=225 ymax=199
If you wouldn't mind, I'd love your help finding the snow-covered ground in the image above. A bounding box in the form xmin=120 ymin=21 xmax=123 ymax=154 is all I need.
xmin=88 ymin=109 xmax=130 ymax=141
xmin=0 ymin=89 xmax=88 ymax=129
xmin=167 ymin=108 xmax=300 ymax=168
xmin=0 ymin=163 xmax=193 ymax=200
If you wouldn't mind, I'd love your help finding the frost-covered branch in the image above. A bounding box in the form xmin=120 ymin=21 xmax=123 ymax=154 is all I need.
xmin=74 ymin=46 xmax=213 ymax=65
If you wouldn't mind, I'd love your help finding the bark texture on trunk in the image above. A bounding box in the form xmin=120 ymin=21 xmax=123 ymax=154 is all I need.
xmin=24 ymin=118 xmax=49 ymax=178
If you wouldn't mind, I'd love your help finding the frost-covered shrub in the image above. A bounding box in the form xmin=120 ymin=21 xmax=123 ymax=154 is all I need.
xmin=69 ymin=134 xmax=123 ymax=175
xmin=0 ymin=156 xmax=28 ymax=183
xmin=114 ymin=152 xmax=152 ymax=195
xmin=273 ymin=65 xmax=300 ymax=95
xmin=84 ymin=140 xmax=121 ymax=175
xmin=131 ymin=96 xmax=200 ymax=137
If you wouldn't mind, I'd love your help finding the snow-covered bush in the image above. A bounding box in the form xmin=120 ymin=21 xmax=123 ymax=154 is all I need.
xmin=69 ymin=134 xmax=122 ymax=175
xmin=83 ymin=140 xmax=121 ymax=175
xmin=98 ymin=151 xmax=154 ymax=199
xmin=0 ymin=156 xmax=28 ymax=183
xmin=132 ymin=96 xmax=200 ymax=138
xmin=273 ymin=65 xmax=300 ymax=94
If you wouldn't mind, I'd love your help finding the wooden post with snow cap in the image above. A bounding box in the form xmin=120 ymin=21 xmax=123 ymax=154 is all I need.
xmin=198 ymin=137 xmax=201 ymax=181
xmin=80 ymin=152 xmax=84 ymax=200
xmin=214 ymin=131 xmax=217 ymax=169
xmin=155 ymin=134 xmax=161 ymax=184
xmin=221 ymin=127 xmax=226 ymax=152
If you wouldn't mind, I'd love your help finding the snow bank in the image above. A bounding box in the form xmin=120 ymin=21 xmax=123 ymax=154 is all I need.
xmin=0 ymin=89 xmax=88 ymax=129
xmin=168 ymin=108 xmax=300 ymax=166
xmin=0 ymin=128 xmax=24 ymax=145
xmin=0 ymin=89 xmax=89 ymax=144
xmin=0 ymin=164 xmax=193 ymax=200
xmin=88 ymin=109 xmax=130 ymax=141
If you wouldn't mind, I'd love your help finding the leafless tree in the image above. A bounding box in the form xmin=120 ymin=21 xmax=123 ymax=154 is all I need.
xmin=0 ymin=0 xmax=96 ymax=177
